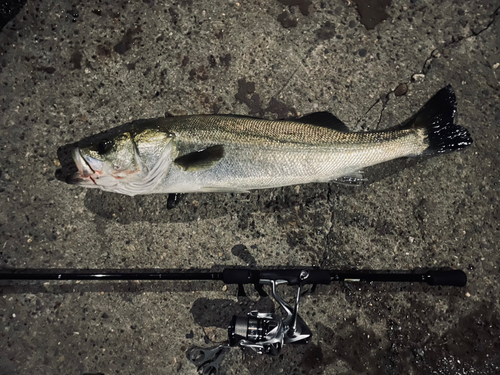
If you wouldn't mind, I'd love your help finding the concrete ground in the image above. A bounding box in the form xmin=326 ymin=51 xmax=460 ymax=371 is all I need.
xmin=1 ymin=0 xmax=499 ymax=374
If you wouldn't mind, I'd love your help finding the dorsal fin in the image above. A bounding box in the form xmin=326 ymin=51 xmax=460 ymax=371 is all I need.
xmin=292 ymin=112 xmax=350 ymax=132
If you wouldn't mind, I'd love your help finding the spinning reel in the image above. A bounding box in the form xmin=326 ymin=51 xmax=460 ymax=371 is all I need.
xmin=228 ymin=270 xmax=312 ymax=355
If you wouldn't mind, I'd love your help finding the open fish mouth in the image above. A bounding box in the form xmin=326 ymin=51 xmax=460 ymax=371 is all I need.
xmin=68 ymin=148 xmax=121 ymax=189
xmin=67 ymin=148 xmax=98 ymax=185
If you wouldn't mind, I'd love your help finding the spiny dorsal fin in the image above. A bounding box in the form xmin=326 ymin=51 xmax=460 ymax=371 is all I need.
xmin=174 ymin=145 xmax=225 ymax=172
xmin=293 ymin=112 xmax=350 ymax=132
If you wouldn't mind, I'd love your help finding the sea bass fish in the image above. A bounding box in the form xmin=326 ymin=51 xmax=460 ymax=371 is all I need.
xmin=66 ymin=85 xmax=472 ymax=196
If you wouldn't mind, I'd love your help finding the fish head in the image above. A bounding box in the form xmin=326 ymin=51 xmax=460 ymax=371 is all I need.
xmin=70 ymin=131 xmax=142 ymax=187
xmin=68 ymin=128 xmax=174 ymax=195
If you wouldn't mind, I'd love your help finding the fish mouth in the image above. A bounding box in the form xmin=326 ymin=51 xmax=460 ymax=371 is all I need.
xmin=67 ymin=147 xmax=97 ymax=185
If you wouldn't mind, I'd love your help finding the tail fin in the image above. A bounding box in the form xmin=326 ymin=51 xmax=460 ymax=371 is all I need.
xmin=402 ymin=85 xmax=472 ymax=155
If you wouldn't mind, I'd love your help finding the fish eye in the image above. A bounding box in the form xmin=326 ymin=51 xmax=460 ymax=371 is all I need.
xmin=97 ymin=139 xmax=114 ymax=155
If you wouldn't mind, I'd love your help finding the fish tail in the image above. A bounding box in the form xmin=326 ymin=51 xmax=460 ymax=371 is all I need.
xmin=401 ymin=85 xmax=472 ymax=155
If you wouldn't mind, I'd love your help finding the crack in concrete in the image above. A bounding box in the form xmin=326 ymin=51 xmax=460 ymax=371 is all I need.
xmin=471 ymin=5 xmax=500 ymax=37
xmin=375 ymin=93 xmax=390 ymax=131
xmin=321 ymin=185 xmax=335 ymax=268
xmin=273 ymin=45 xmax=323 ymax=105
xmin=274 ymin=64 xmax=301 ymax=99
xmin=356 ymin=97 xmax=381 ymax=127
xmin=323 ymin=6 xmax=500 ymax=265
xmin=315 ymin=6 xmax=499 ymax=266
xmin=363 ymin=5 xmax=500 ymax=131
xmin=418 ymin=5 xmax=500 ymax=79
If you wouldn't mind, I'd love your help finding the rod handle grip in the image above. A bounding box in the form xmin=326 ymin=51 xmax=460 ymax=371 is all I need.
xmin=426 ymin=270 xmax=467 ymax=287
xmin=222 ymin=269 xmax=253 ymax=284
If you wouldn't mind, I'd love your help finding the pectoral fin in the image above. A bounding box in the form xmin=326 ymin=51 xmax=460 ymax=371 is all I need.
xmin=174 ymin=145 xmax=225 ymax=172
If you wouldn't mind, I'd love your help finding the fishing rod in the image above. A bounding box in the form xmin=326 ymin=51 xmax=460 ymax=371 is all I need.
xmin=0 ymin=267 xmax=466 ymax=284
xmin=0 ymin=267 xmax=466 ymax=374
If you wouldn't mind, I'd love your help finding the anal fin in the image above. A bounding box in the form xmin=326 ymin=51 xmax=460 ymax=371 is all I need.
xmin=331 ymin=170 xmax=365 ymax=185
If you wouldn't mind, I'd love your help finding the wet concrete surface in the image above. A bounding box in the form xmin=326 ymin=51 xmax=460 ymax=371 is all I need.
xmin=1 ymin=0 xmax=500 ymax=374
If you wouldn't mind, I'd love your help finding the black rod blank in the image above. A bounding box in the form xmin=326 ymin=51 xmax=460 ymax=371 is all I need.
xmin=329 ymin=269 xmax=467 ymax=287
xmin=0 ymin=270 xmax=222 ymax=281
xmin=0 ymin=268 xmax=466 ymax=287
